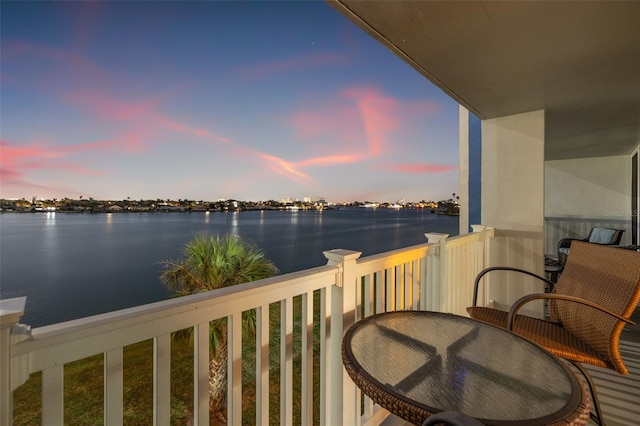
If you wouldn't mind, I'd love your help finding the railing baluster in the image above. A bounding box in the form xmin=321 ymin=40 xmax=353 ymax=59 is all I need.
xmin=256 ymin=304 xmax=269 ymax=425
xmin=395 ymin=265 xmax=404 ymax=310
xmin=280 ymin=297 xmax=293 ymax=425
xmin=42 ymin=365 xmax=64 ymax=425
xmin=154 ymin=334 xmax=171 ymax=425
xmin=301 ymin=291 xmax=313 ymax=425
xmin=104 ymin=347 xmax=123 ymax=425
xmin=194 ymin=322 xmax=209 ymax=426
xmin=420 ymin=256 xmax=429 ymax=310
xmin=411 ymin=259 xmax=420 ymax=310
xmin=362 ymin=274 xmax=374 ymax=418
xmin=385 ymin=268 xmax=394 ymax=312
xmin=363 ymin=274 xmax=372 ymax=318
xmin=228 ymin=312 xmax=242 ymax=425
xmin=375 ymin=271 xmax=383 ymax=314
xmin=319 ymin=287 xmax=328 ymax=425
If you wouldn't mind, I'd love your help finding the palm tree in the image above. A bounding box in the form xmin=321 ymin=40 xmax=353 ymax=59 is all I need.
xmin=159 ymin=234 xmax=278 ymax=419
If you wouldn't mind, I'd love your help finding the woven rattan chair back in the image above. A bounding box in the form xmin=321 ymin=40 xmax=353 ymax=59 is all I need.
xmin=553 ymin=241 xmax=640 ymax=374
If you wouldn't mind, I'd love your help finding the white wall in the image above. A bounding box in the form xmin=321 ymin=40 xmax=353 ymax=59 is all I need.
xmin=545 ymin=156 xmax=630 ymax=219
xmin=544 ymin=155 xmax=633 ymax=252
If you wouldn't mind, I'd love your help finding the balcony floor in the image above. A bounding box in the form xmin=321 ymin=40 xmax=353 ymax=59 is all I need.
xmin=383 ymin=311 xmax=640 ymax=426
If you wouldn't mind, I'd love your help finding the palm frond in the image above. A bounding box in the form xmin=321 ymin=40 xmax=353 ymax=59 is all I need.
xmin=158 ymin=233 xmax=277 ymax=341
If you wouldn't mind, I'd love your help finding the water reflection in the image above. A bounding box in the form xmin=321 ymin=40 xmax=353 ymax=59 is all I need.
xmin=230 ymin=211 xmax=239 ymax=236
xmin=45 ymin=211 xmax=56 ymax=226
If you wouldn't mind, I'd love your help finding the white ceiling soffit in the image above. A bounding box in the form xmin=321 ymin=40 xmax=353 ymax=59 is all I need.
xmin=328 ymin=0 xmax=640 ymax=160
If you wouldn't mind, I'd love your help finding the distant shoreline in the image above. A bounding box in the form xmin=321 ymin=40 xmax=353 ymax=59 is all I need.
xmin=0 ymin=205 xmax=450 ymax=214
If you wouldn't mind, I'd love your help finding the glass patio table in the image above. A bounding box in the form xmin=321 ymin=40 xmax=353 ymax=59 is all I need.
xmin=342 ymin=311 xmax=590 ymax=425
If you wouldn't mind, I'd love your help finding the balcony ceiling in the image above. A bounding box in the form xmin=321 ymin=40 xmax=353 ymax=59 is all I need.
xmin=329 ymin=1 xmax=640 ymax=160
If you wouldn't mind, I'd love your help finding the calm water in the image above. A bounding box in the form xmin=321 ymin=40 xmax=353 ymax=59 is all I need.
xmin=0 ymin=208 xmax=458 ymax=327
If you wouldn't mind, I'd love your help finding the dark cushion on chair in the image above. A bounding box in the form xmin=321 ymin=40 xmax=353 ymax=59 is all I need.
xmin=588 ymin=227 xmax=617 ymax=244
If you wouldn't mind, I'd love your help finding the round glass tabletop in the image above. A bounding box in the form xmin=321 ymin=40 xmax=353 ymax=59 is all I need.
xmin=343 ymin=311 xmax=585 ymax=425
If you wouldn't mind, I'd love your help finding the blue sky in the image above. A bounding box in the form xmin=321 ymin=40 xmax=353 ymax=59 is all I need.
xmin=1 ymin=1 xmax=460 ymax=203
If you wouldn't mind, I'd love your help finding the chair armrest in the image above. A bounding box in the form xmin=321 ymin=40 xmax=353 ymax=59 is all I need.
xmin=558 ymin=237 xmax=586 ymax=250
xmin=506 ymin=293 xmax=635 ymax=330
xmin=471 ymin=267 xmax=555 ymax=307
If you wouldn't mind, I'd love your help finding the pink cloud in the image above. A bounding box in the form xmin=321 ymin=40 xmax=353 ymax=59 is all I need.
xmin=256 ymin=152 xmax=309 ymax=180
xmin=63 ymin=90 xmax=230 ymax=144
xmin=2 ymin=177 xmax=79 ymax=193
xmin=237 ymin=51 xmax=349 ymax=78
xmin=288 ymin=86 xmax=447 ymax=163
xmin=0 ymin=139 xmax=105 ymax=185
xmin=21 ymin=161 xmax=103 ymax=176
xmin=343 ymin=87 xmax=399 ymax=156
xmin=249 ymin=148 xmax=362 ymax=187
xmin=287 ymin=86 xmax=401 ymax=161
xmin=297 ymin=155 xmax=361 ymax=167
xmin=160 ymin=118 xmax=231 ymax=143
xmin=60 ymin=132 xmax=150 ymax=154
xmin=0 ymin=168 xmax=22 ymax=181
xmin=259 ymin=86 xmax=450 ymax=186
xmin=373 ymin=163 xmax=458 ymax=174
xmin=1 ymin=141 xmax=64 ymax=164
xmin=62 ymin=92 xmax=158 ymax=121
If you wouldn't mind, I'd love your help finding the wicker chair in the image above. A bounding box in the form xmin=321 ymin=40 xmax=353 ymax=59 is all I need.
xmin=557 ymin=227 xmax=624 ymax=264
xmin=467 ymin=241 xmax=640 ymax=426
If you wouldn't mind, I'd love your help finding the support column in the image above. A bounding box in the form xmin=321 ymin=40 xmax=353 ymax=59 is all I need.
xmin=459 ymin=107 xmax=470 ymax=235
xmin=481 ymin=110 xmax=546 ymax=313
xmin=459 ymin=106 xmax=483 ymax=235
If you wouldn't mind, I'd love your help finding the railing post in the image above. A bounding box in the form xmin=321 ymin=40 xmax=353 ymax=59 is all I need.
xmin=323 ymin=249 xmax=362 ymax=426
xmin=470 ymin=225 xmax=494 ymax=307
xmin=1 ymin=297 xmax=28 ymax=426
xmin=424 ymin=233 xmax=449 ymax=312
xmin=471 ymin=225 xmax=487 ymax=268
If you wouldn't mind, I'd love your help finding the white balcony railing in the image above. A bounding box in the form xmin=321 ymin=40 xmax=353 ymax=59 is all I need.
xmin=0 ymin=226 xmax=494 ymax=426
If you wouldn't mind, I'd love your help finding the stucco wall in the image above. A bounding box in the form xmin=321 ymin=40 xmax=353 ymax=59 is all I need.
xmin=545 ymin=156 xmax=630 ymax=219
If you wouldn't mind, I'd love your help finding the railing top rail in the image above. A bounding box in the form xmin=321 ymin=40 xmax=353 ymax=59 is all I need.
xmin=355 ymin=243 xmax=433 ymax=274
xmin=444 ymin=227 xmax=494 ymax=249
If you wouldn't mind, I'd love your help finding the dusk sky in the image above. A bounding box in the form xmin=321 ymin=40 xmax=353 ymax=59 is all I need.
xmin=1 ymin=1 xmax=460 ymax=203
